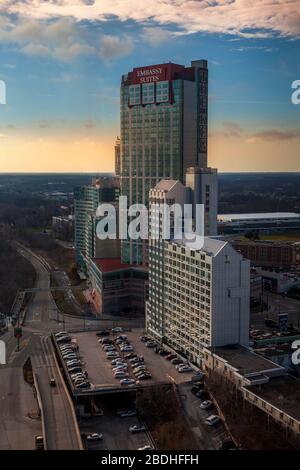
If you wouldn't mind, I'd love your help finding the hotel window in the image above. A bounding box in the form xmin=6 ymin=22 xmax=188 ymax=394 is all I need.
xmin=142 ymin=83 xmax=155 ymax=104
xmin=156 ymin=81 xmax=169 ymax=103
xmin=129 ymin=85 xmax=141 ymax=105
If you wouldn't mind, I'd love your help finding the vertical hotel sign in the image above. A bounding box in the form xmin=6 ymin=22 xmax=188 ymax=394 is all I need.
xmin=133 ymin=65 xmax=167 ymax=84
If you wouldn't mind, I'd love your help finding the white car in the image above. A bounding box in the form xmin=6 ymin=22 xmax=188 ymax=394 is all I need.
xmin=177 ymin=365 xmax=193 ymax=373
xmin=86 ymin=433 xmax=103 ymax=441
xmin=112 ymin=327 xmax=124 ymax=333
xmin=114 ymin=371 xmax=129 ymax=378
xmin=200 ymin=400 xmax=212 ymax=410
xmin=121 ymin=347 xmax=134 ymax=352
xmin=120 ymin=378 xmax=135 ymax=385
xmin=129 ymin=425 xmax=146 ymax=434
xmin=205 ymin=415 xmax=220 ymax=426
xmin=112 ymin=366 xmax=128 ymax=372
xmin=106 ymin=352 xmax=119 ymax=358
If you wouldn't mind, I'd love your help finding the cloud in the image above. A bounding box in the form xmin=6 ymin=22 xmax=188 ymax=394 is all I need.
xmin=142 ymin=27 xmax=173 ymax=46
xmin=1 ymin=0 xmax=300 ymax=38
xmin=212 ymin=122 xmax=300 ymax=143
xmin=99 ymin=34 xmax=134 ymax=60
xmin=0 ymin=16 xmax=98 ymax=61
xmin=213 ymin=121 xmax=244 ymax=138
xmin=52 ymin=43 xmax=97 ymax=61
xmin=247 ymin=129 xmax=300 ymax=143
xmin=21 ymin=43 xmax=50 ymax=56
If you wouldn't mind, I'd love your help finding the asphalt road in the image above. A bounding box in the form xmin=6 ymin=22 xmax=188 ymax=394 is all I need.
xmin=0 ymin=244 xmax=81 ymax=450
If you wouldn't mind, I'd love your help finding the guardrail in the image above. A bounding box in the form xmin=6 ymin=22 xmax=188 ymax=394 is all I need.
xmin=33 ymin=371 xmax=47 ymax=450
xmin=50 ymin=337 xmax=84 ymax=450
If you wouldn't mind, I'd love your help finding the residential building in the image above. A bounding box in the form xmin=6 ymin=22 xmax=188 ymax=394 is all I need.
xmin=74 ymin=177 xmax=120 ymax=270
xmin=146 ymin=178 xmax=250 ymax=366
xmin=120 ymin=60 xmax=209 ymax=264
xmin=186 ymin=166 xmax=218 ymax=236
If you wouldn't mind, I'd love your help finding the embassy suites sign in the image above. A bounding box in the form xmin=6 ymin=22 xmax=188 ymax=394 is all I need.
xmin=133 ymin=65 xmax=166 ymax=84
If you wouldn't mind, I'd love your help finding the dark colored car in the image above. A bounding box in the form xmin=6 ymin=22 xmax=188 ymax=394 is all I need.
xmin=166 ymin=354 xmax=177 ymax=361
xmin=96 ymin=330 xmax=110 ymax=337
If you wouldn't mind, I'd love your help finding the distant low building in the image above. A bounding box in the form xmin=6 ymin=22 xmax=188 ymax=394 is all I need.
xmin=253 ymin=267 xmax=300 ymax=294
xmin=218 ymin=212 xmax=300 ymax=234
xmin=232 ymin=239 xmax=300 ymax=268
xmin=52 ymin=215 xmax=74 ymax=241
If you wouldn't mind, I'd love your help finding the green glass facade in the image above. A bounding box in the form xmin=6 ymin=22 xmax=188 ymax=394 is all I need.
xmin=120 ymin=61 xmax=208 ymax=264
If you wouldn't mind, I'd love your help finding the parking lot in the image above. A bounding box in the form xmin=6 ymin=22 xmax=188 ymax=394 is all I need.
xmin=69 ymin=328 xmax=195 ymax=389
xmin=80 ymin=410 xmax=153 ymax=450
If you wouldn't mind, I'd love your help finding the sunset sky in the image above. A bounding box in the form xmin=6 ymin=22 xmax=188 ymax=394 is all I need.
xmin=0 ymin=0 xmax=299 ymax=173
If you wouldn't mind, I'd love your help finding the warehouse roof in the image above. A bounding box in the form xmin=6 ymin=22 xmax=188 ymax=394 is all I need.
xmin=218 ymin=212 xmax=300 ymax=223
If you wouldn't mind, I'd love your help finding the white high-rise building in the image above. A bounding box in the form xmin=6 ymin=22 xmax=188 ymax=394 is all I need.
xmin=146 ymin=177 xmax=250 ymax=366
xmin=186 ymin=167 xmax=218 ymax=236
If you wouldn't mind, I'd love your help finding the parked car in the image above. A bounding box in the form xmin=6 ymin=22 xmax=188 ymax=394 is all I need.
xmin=86 ymin=433 xmax=103 ymax=441
xmin=96 ymin=330 xmax=110 ymax=337
xmin=112 ymin=366 xmax=128 ymax=373
xmin=171 ymin=358 xmax=183 ymax=365
xmin=68 ymin=366 xmax=82 ymax=373
xmin=205 ymin=415 xmax=220 ymax=426
xmin=111 ymin=359 xmax=126 ymax=366
xmin=129 ymin=425 xmax=146 ymax=434
xmin=166 ymin=354 xmax=177 ymax=361
xmin=75 ymin=381 xmax=90 ymax=389
xmin=158 ymin=349 xmax=168 ymax=356
xmin=120 ymin=378 xmax=136 ymax=385
xmin=200 ymin=400 xmax=212 ymax=410
xmin=112 ymin=327 xmax=124 ymax=333
xmin=55 ymin=331 xmax=68 ymax=338
xmin=56 ymin=336 xmax=71 ymax=343
xmin=106 ymin=352 xmax=119 ymax=358
xmin=116 ymin=335 xmax=127 ymax=341
xmin=191 ymin=372 xmax=204 ymax=382
xmin=137 ymin=373 xmax=152 ymax=380
xmin=114 ymin=371 xmax=129 ymax=378
xmin=177 ymin=365 xmax=193 ymax=373
xmin=139 ymin=335 xmax=150 ymax=342
xmin=100 ymin=338 xmax=113 ymax=344
xmin=146 ymin=341 xmax=157 ymax=348
xmin=124 ymin=353 xmax=136 ymax=359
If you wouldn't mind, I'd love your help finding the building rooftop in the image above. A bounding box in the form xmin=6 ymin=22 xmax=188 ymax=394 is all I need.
xmin=92 ymin=258 xmax=133 ymax=273
xmin=153 ymin=179 xmax=179 ymax=192
xmin=172 ymin=235 xmax=228 ymax=257
xmin=210 ymin=344 xmax=283 ymax=375
xmin=218 ymin=212 xmax=300 ymax=223
xmin=245 ymin=375 xmax=300 ymax=422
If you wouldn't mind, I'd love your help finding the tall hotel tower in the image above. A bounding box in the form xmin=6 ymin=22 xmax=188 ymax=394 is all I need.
xmin=120 ymin=60 xmax=209 ymax=264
